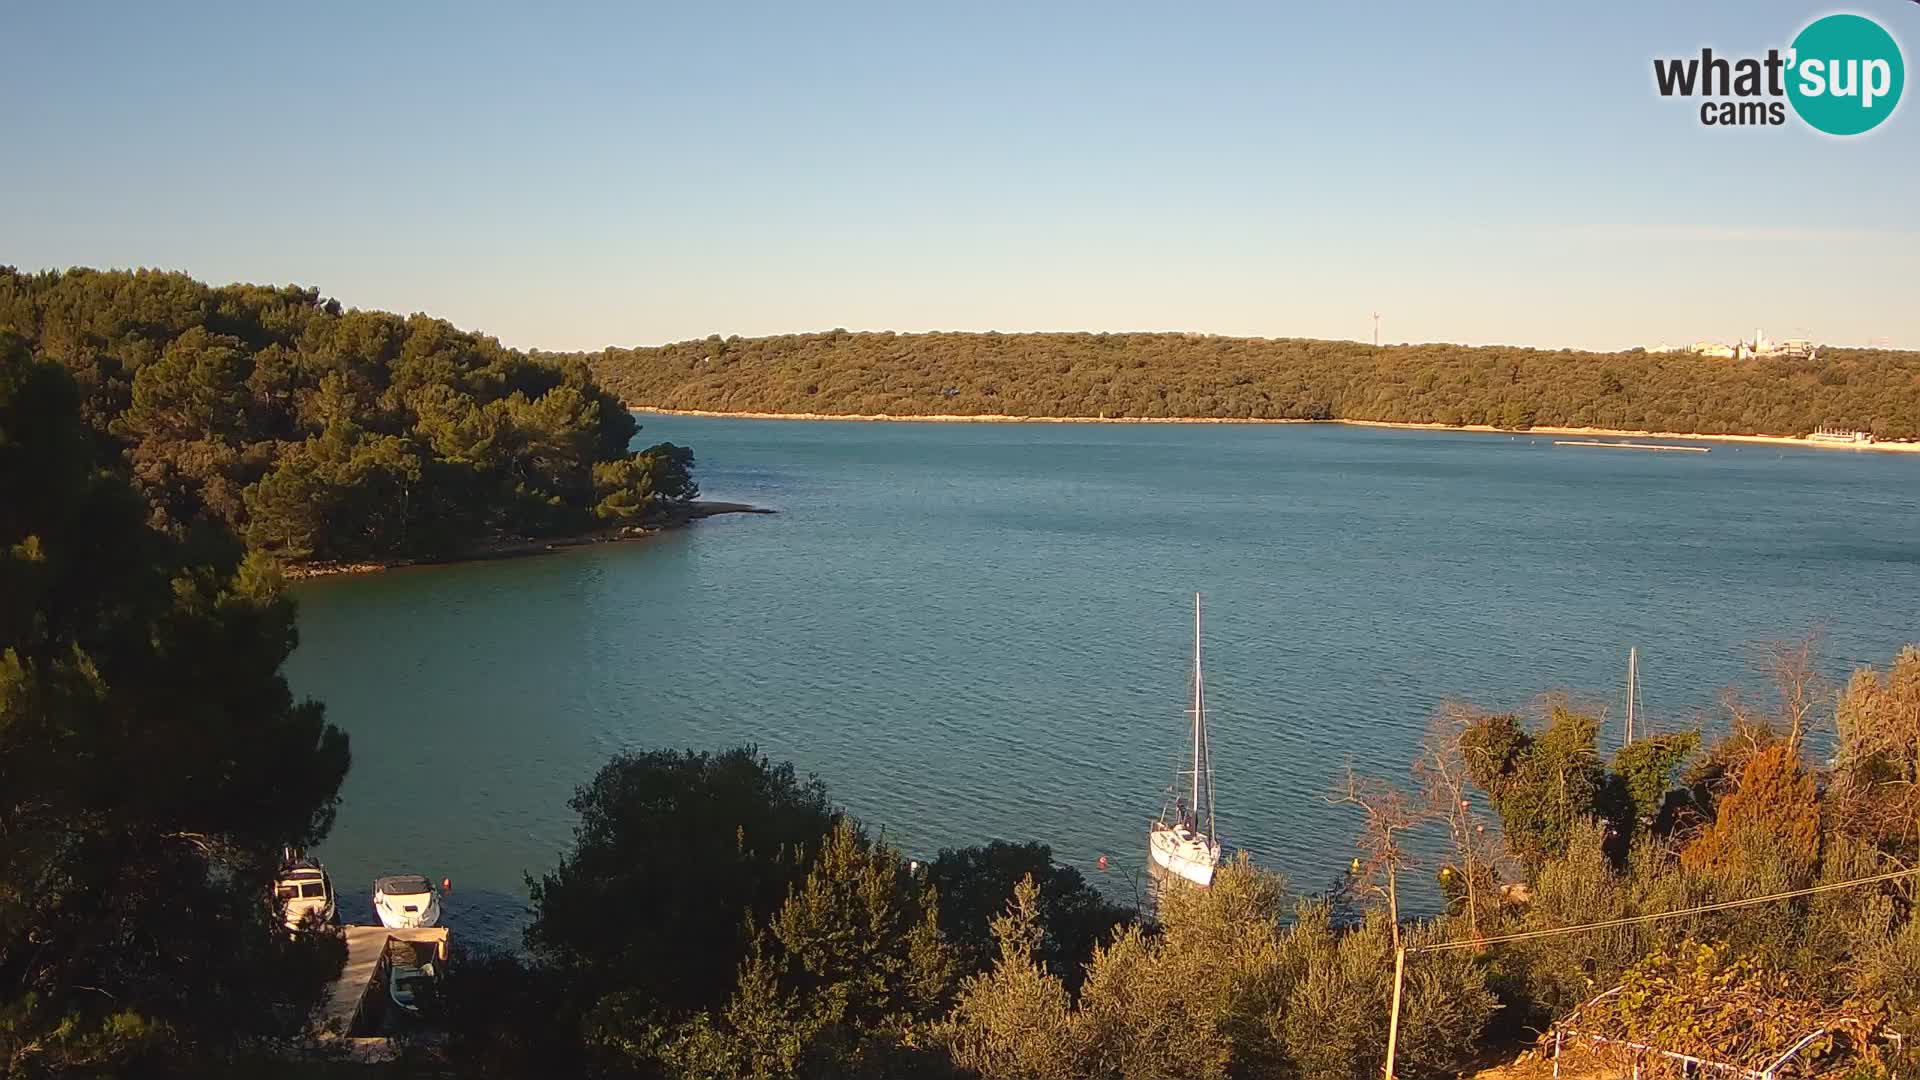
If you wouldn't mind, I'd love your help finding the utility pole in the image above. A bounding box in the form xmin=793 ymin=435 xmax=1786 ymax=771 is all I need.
xmin=1384 ymin=945 xmax=1406 ymax=1080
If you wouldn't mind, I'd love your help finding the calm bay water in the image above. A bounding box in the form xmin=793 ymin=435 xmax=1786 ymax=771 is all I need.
xmin=286 ymin=419 xmax=1920 ymax=943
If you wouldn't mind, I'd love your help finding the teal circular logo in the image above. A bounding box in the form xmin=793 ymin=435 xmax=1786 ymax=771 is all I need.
xmin=1787 ymin=14 xmax=1904 ymax=135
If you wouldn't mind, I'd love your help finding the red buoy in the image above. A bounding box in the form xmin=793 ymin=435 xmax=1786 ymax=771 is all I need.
xmin=1097 ymin=855 xmax=1109 ymax=872
xmin=442 ymin=877 xmax=452 ymax=893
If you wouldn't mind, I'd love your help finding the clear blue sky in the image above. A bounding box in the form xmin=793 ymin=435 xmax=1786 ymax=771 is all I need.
xmin=5 ymin=1 xmax=1916 ymax=351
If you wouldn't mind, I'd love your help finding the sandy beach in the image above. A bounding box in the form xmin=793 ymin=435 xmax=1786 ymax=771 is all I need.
xmin=632 ymin=407 xmax=1920 ymax=455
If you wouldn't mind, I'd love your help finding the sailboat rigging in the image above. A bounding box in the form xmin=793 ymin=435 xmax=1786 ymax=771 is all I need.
xmin=1624 ymin=646 xmax=1639 ymax=746
xmin=1148 ymin=593 xmax=1223 ymax=887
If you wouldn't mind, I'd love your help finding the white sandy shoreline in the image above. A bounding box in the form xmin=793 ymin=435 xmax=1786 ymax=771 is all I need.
xmin=630 ymin=407 xmax=1920 ymax=455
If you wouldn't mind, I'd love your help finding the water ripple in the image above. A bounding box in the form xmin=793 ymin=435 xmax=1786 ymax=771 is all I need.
xmin=287 ymin=420 xmax=1920 ymax=947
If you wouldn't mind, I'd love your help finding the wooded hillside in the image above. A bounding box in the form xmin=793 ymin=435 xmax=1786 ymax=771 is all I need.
xmin=0 ymin=268 xmax=696 ymax=565
xmin=581 ymin=331 xmax=1920 ymax=439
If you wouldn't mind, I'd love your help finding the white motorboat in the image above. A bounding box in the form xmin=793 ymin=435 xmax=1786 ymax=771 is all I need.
xmin=1147 ymin=593 xmax=1224 ymax=888
xmin=274 ymin=859 xmax=337 ymax=931
xmin=372 ymin=874 xmax=442 ymax=929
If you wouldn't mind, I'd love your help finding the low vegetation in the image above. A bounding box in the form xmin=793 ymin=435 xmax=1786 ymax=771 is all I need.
xmin=0 ymin=268 xmax=697 ymax=567
xmin=1427 ymin=650 xmax=1920 ymax=1074
xmin=437 ymin=640 xmax=1920 ymax=1079
xmin=445 ymin=747 xmax=1132 ymax=1079
xmin=581 ymin=330 xmax=1920 ymax=439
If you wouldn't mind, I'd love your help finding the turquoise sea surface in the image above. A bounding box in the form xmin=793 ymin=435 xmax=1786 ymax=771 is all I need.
xmin=286 ymin=418 xmax=1920 ymax=943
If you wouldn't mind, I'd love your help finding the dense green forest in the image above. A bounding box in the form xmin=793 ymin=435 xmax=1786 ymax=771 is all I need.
xmin=581 ymin=330 xmax=1920 ymax=440
xmin=0 ymin=267 xmax=697 ymax=566
xmin=2 ymin=335 xmax=351 ymax=1072
xmin=435 ymin=645 xmax=1920 ymax=1080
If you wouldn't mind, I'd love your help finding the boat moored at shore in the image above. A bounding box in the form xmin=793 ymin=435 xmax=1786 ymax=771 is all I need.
xmin=385 ymin=936 xmax=441 ymax=1015
xmin=274 ymin=858 xmax=338 ymax=931
xmin=1147 ymin=593 xmax=1224 ymax=888
xmin=373 ymin=874 xmax=442 ymax=929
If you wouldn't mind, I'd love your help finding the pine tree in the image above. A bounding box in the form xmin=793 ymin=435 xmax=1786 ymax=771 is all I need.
xmin=0 ymin=333 xmax=351 ymax=1070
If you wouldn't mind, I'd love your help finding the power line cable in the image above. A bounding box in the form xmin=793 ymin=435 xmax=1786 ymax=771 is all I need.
xmin=1409 ymin=866 xmax=1920 ymax=955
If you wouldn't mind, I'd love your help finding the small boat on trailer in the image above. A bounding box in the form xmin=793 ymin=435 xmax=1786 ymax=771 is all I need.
xmin=1147 ymin=593 xmax=1224 ymax=888
xmin=372 ymin=874 xmax=442 ymax=929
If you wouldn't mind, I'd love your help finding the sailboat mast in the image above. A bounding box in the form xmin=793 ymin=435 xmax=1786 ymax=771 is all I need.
xmin=1625 ymin=647 xmax=1638 ymax=747
xmin=1192 ymin=593 xmax=1203 ymax=812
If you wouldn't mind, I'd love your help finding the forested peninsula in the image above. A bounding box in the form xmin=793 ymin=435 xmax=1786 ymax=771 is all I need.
xmin=580 ymin=330 xmax=1920 ymax=441
xmin=0 ymin=267 xmax=701 ymax=571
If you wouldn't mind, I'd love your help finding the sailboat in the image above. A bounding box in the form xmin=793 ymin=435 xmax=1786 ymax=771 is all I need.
xmin=1148 ymin=593 xmax=1224 ymax=888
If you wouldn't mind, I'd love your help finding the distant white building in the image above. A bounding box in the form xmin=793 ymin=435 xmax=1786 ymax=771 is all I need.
xmin=1810 ymin=426 xmax=1874 ymax=445
xmin=1737 ymin=328 xmax=1819 ymax=360
xmin=1658 ymin=329 xmax=1819 ymax=361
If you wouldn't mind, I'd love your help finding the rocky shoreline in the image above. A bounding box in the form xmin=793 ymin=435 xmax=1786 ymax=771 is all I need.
xmin=280 ymin=501 xmax=772 ymax=581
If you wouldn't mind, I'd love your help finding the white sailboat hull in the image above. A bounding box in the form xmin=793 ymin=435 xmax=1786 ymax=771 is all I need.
xmin=1148 ymin=823 xmax=1221 ymax=887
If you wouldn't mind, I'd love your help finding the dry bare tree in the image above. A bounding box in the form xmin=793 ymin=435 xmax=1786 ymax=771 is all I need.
xmin=1695 ymin=635 xmax=1831 ymax=809
xmin=1415 ymin=705 xmax=1509 ymax=936
xmin=1327 ymin=763 xmax=1431 ymax=951
xmin=1722 ymin=634 xmax=1829 ymax=754
xmin=1764 ymin=634 xmax=1829 ymax=752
